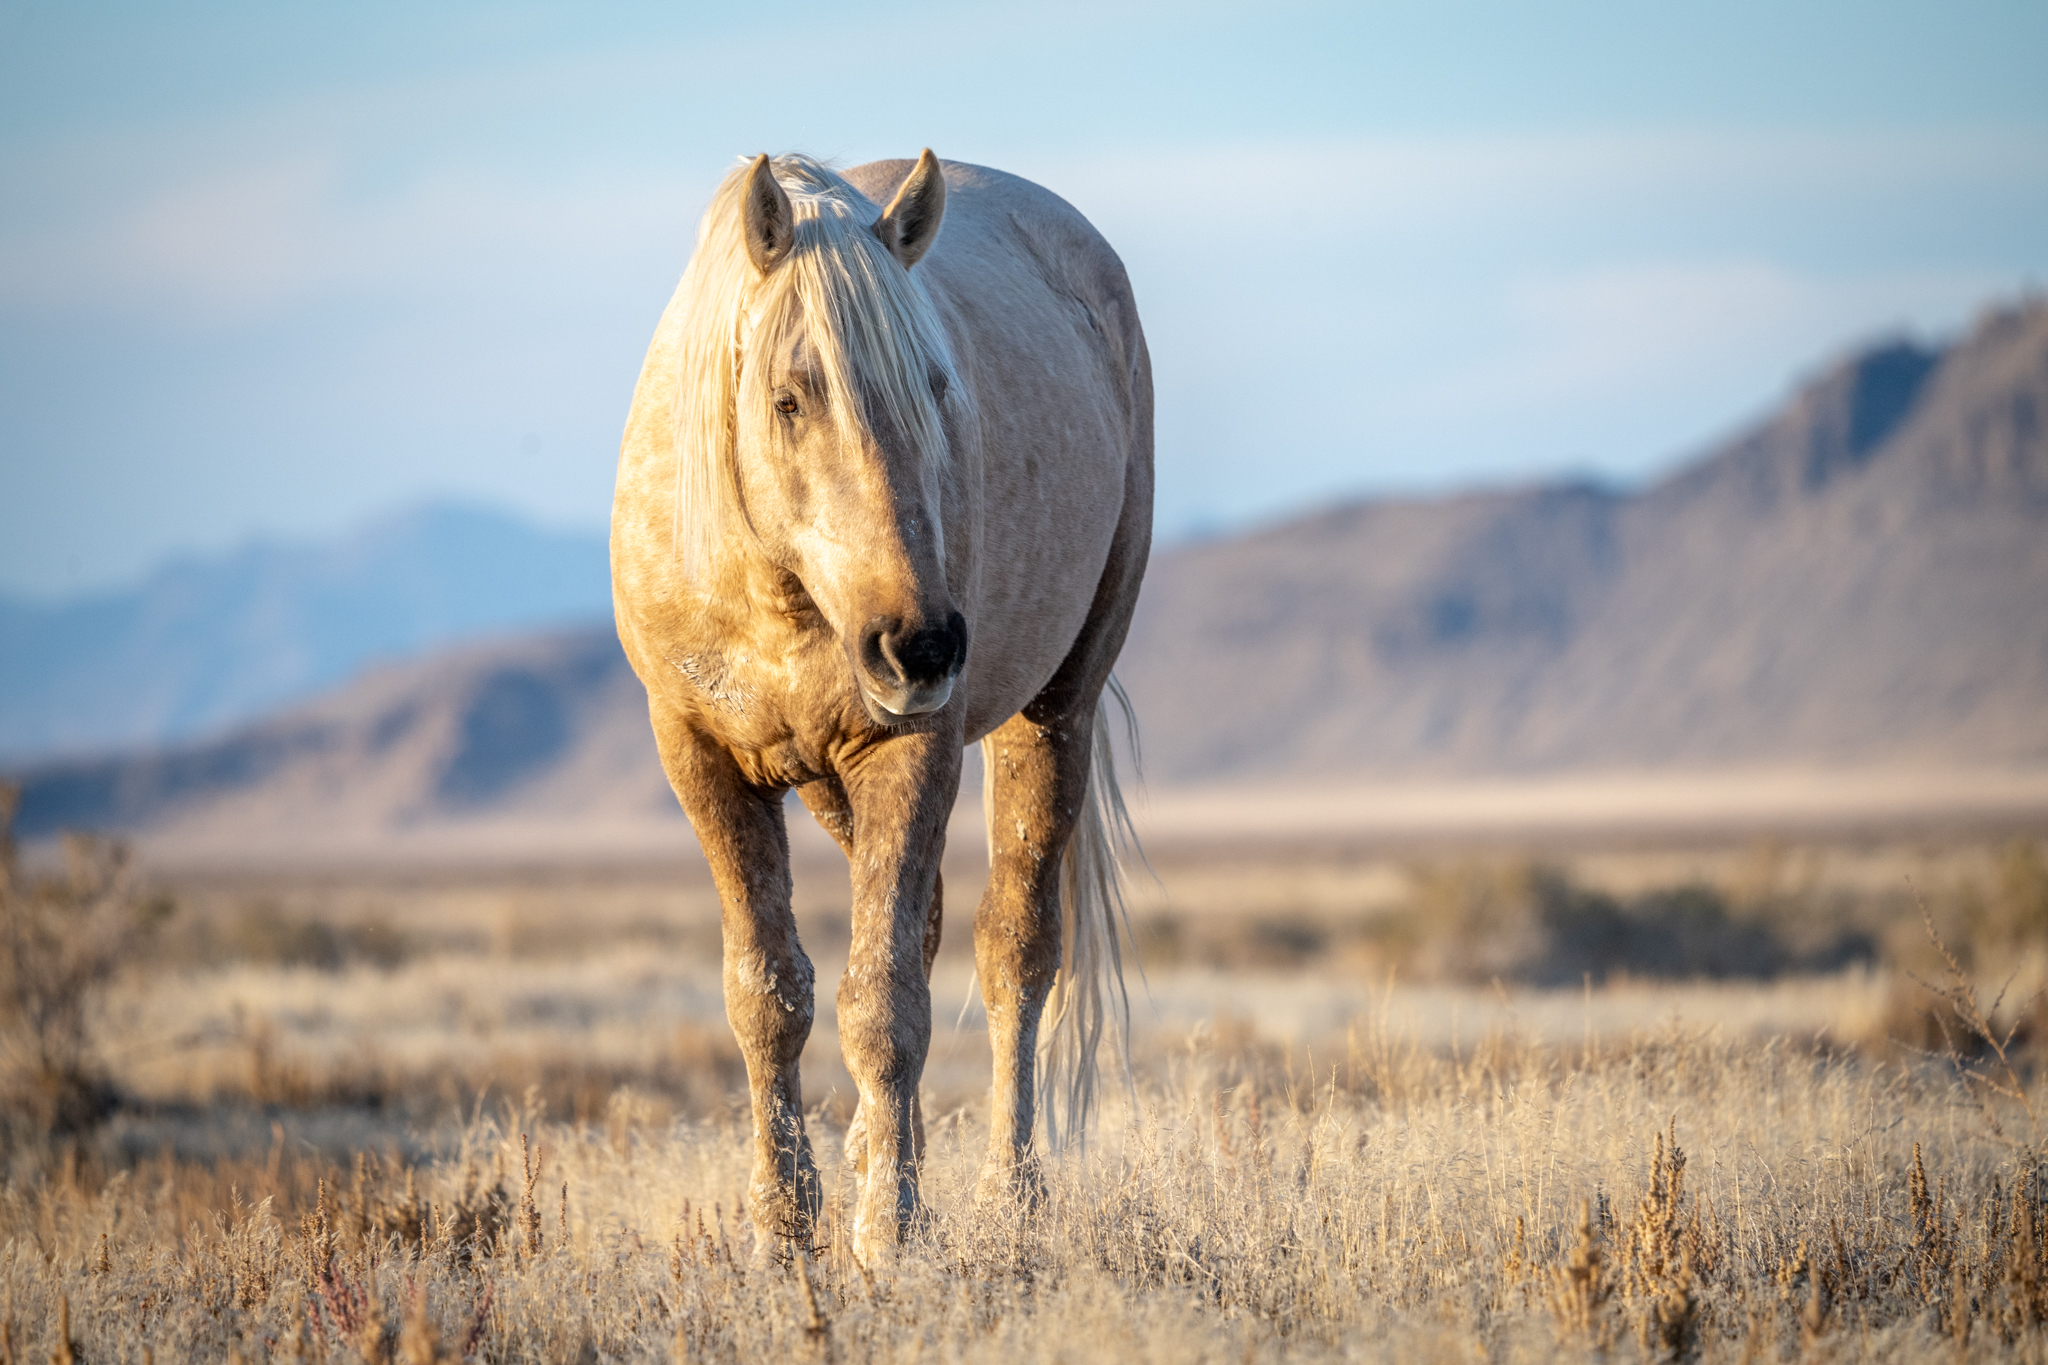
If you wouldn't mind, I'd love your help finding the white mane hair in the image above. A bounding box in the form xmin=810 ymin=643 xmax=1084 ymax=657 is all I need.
xmin=668 ymin=154 xmax=966 ymax=575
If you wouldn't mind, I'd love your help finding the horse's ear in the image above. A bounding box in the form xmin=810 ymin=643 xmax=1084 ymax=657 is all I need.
xmin=741 ymin=154 xmax=795 ymax=276
xmin=874 ymin=149 xmax=946 ymax=269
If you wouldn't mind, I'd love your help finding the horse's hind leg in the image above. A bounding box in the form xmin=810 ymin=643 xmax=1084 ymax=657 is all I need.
xmin=651 ymin=706 xmax=820 ymax=1246
xmin=977 ymin=440 xmax=1149 ymax=1198
xmin=974 ymin=704 xmax=1093 ymax=1198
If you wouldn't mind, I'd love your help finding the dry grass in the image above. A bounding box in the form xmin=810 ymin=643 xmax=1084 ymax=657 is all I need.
xmin=5 ymin=821 xmax=2047 ymax=1360
xmin=3 ymin=970 xmax=2046 ymax=1362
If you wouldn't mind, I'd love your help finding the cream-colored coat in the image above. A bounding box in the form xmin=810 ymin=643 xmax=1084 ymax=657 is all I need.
xmin=612 ymin=153 xmax=1151 ymax=1264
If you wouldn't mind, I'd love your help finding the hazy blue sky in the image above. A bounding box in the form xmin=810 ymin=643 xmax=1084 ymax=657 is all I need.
xmin=2 ymin=1 xmax=2044 ymax=597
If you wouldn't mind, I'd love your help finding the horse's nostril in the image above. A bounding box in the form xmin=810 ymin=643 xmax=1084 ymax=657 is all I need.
xmin=896 ymin=626 xmax=955 ymax=682
xmin=860 ymin=619 xmax=897 ymax=682
xmin=863 ymin=613 xmax=967 ymax=689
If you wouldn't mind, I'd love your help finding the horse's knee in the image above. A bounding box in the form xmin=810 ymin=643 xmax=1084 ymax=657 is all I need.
xmin=724 ymin=948 xmax=815 ymax=1066
xmin=834 ymin=967 xmax=930 ymax=1088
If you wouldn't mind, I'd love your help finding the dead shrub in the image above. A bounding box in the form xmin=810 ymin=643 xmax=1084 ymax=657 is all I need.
xmin=1382 ymin=860 xmax=1873 ymax=986
xmin=196 ymin=899 xmax=411 ymax=972
xmin=0 ymin=785 xmax=171 ymax=1149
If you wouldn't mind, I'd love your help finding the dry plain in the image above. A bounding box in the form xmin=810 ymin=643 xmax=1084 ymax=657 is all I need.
xmin=4 ymin=799 xmax=2047 ymax=1363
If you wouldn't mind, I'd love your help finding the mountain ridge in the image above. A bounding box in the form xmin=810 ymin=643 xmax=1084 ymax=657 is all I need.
xmin=0 ymin=503 xmax=610 ymax=763
xmin=8 ymin=297 xmax=2046 ymax=848
xmin=1118 ymin=298 xmax=2047 ymax=780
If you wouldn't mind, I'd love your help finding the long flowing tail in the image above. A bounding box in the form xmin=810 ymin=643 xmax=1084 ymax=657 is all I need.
xmin=986 ymin=674 xmax=1144 ymax=1153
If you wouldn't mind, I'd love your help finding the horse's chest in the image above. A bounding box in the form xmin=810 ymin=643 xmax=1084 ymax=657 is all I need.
xmin=664 ymin=648 xmax=761 ymax=720
xmin=647 ymin=627 xmax=863 ymax=783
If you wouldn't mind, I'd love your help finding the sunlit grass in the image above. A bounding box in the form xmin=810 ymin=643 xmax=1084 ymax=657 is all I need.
xmin=6 ymin=817 xmax=2046 ymax=1360
xmin=6 ymin=971 xmax=2047 ymax=1362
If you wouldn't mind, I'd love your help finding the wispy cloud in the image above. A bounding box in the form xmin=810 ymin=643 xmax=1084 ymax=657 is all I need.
xmin=0 ymin=157 xmax=698 ymax=324
xmin=1038 ymin=128 xmax=2048 ymax=253
xmin=1422 ymin=259 xmax=2010 ymax=413
xmin=0 ymin=23 xmax=2041 ymax=589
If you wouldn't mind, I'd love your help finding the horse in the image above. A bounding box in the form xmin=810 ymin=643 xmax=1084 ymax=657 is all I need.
xmin=611 ymin=151 xmax=1152 ymax=1264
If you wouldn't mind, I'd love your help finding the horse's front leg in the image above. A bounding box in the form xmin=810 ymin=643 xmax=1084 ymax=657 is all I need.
xmin=650 ymin=707 xmax=820 ymax=1247
xmin=797 ymin=778 xmax=945 ymax=1179
xmin=835 ymin=729 xmax=959 ymax=1265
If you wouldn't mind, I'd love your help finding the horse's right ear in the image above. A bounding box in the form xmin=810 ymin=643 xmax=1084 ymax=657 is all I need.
xmin=741 ymin=154 xmax=794 ymax=276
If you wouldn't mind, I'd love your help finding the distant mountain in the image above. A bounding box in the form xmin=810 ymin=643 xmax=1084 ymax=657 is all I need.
xmin=0 ymin=505 xmax=609 ymax=763
xmin=1119 ymin=298 xmax=2048 ymax=779
xmin=12 ymin=627 xmax=669 ymax=852
xmin=10 ymin=299 xmax=2046 ymax=849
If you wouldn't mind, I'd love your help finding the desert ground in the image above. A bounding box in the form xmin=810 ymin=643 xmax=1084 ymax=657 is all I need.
xmin=4 ymin=795 xmax=2046 ymax=1362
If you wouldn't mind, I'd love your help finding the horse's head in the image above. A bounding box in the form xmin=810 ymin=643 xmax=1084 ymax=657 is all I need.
xmin=726 ymin=152 xmax=966 ymax=725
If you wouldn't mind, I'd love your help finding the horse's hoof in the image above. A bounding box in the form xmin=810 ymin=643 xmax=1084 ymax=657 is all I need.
xmin=974 ymin=1156 xmax=1046 ymax=1211
xmin=850 ymin=1210 xmax=900 ymax=1271
xmin=748 ymin=1175 xmax=819 ymax=1246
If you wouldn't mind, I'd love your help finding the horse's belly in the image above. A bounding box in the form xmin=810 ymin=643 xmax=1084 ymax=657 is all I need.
xmin=956 ymin=418 xmax=1130 ymax=742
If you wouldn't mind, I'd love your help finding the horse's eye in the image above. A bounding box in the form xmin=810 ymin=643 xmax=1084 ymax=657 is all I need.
xmin=775 ymin=394 xmax=799 ymax=415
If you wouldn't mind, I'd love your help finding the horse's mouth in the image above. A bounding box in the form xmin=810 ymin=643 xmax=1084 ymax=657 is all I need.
xmin=859 ymin=676 xmax=955 ymax=727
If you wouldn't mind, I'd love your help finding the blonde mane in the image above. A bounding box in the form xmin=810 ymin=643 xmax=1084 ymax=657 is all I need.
xmin=668 ymin=154 xmax=965 ymax=575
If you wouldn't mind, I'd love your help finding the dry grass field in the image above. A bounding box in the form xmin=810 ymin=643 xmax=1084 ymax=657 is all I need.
xmin=4 ymin=807 xmax=2047 ymax=1362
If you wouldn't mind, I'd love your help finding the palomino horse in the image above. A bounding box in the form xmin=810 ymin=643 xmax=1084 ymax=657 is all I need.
xmin=611 ymin=152 xmax=1151 ymax=1263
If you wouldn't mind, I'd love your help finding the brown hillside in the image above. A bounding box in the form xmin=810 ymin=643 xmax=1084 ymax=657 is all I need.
xmin=1119 ymin=298 xmax=2048 ymax=780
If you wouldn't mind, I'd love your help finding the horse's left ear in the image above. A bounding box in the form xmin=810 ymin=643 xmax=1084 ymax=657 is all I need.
xmin=875 ymin=149 xmax=946 ymax=269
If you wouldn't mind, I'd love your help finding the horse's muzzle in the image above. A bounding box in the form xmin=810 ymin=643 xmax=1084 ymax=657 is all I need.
xmin=858 ymin=611 xmax=967 ymax=719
